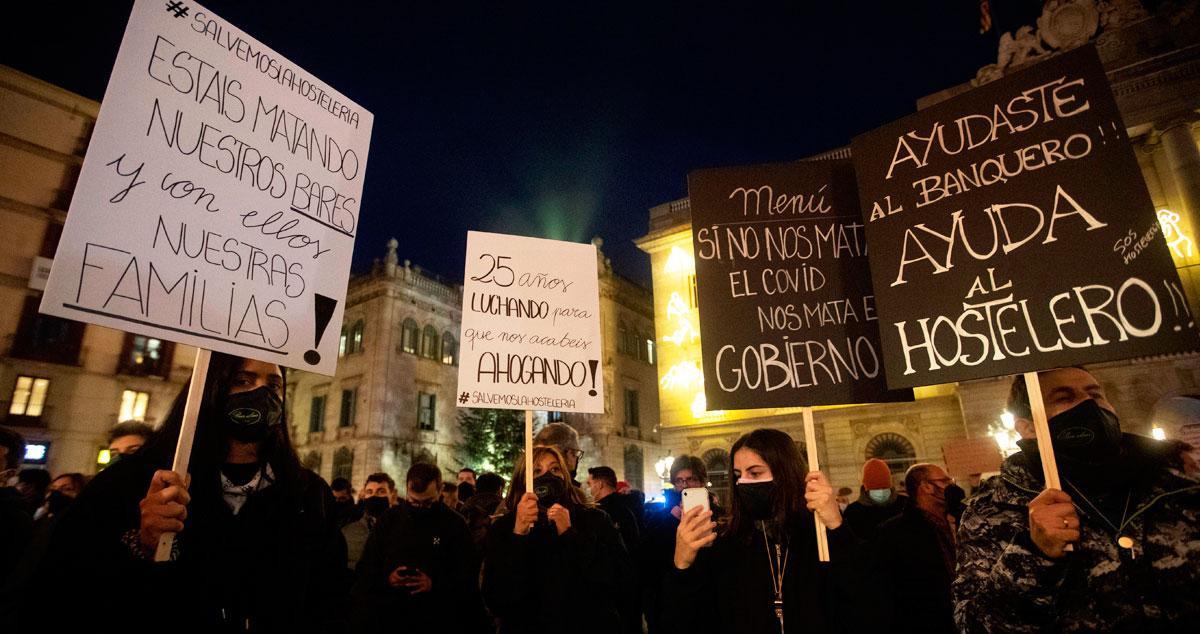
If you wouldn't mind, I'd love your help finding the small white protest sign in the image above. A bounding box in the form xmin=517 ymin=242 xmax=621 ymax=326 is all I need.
xmin=39 ymin=0 xmax=373 ymax=376
xmin=457 ymin=231 xmax=604 ymax=414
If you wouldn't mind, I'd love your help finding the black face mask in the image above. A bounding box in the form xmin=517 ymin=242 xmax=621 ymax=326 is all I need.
xmin=363 ymin=496 xmax=390 ymax=519
xmin=1048 ymin=399 xmax=1122 ymax=462
xmin=737 ymin=480 xmax=776 ymax=521
xmin=223 ymin=386 xmax=282 ymax=443
xmin=408 ymin=501 xmax=439 ymax=521
xmin=46 ymin=490 xmax=73 ymax=515
xmin=533 ymin=473 xmax=567 ymax=508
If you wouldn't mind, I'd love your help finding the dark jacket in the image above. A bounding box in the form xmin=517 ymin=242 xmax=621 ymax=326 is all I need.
xmin=0 ymin=487 xmax=32 ymax=585
xmin=637 ymin=501 xmax=725 ymax=634
xmin=483 ymin=504 xmax=632 ymax=634
xmin=662 ymin=514 xmax=863 ymax=634
xmin=10 ymin=454 xmax=346 ymax=633
xmin=953 ymin=434 xmax=1200 ymax=633
xmin=350 ymin=501 xmax=489 ymax=633
xmin=871 ymin=505 xmax=956 ymax=633
xmin=462 ymin=490 xmax=504 ymax=555
xmin=842 ymin=491 xmax=906 ymax=541
xmin=597 ymin=492 xmax=639 ymax=553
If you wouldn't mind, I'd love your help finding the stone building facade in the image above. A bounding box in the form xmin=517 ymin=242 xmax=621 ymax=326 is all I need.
xmin=0 ymin=65 xmax=195 ymax=476
xmin=637 ymin=0 xmax=1200 ymax=498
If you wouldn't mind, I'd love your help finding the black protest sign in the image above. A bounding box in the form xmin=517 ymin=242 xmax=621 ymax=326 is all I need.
xmin=852 ymin=45 xmax=1197 ymax=389
xmin=688 ymin=159 xmax=912 ymax=410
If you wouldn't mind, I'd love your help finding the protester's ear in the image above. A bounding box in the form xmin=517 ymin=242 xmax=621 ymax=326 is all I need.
xmin=1014 ymin=417 xmax=1036 ymax=440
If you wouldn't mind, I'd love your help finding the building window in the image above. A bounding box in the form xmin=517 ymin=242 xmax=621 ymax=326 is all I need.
xmin=9 ymin=376 xmax=49 ymax=418
xmin=119 ymin=390 xmax=150 ymax=422
xmin=688 ymin=274 xmax=699 ymax=309
xmin=12 ymin=296 xmax=84 ymax=365
xmin=864 ymin=432 xmax=917 ymax=476
xmin=402 ymin=319 xmax=419 ymax=354
xmin=441 ymin=332 xmax=457 ymax=365
xmin=302 ymin=450 xmax=322 ymax=473
xmin=624 ymin=445 xmax=644 ymax=490
xmin=310 ymin=395 xmax=327 ymax=433
xmin=339 ymin=389 xmax=356 ymax=428
xmin=118 ymin=334 xmax=173 ymax=377
xmin=645 ymin=338 xmax=656 ymax=365
xmin=333 ymin=446 xmax=354 ymax=482
xmin=421 ymin=325 xmax=439 ymax=359
xmin=339 ymin=328 xmax=348 ymax=357
xmin=703 ymin=448 xmax=730 ymax=506
xmin=418 ymin=392 xmax=436 ymax=431
xmin=624 ymin=389 xmax=640 ymax=428
xmin=617 ymin=321 xmax=629 ymax=355
xmin=547 ymin=411 xmax=565 ymax=423
xmin=351 ymin=320 xmax=364 ymax=354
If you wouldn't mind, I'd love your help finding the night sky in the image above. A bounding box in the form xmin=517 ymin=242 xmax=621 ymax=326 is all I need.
xmin=2 ymin=1 xmax=1017 ymax=288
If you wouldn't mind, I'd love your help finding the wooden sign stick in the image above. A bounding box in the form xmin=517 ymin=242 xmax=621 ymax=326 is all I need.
xmin=154 ymin=347 xmax=212 ymax=562
xmin=1024 ymin=371 xmax=1073 ymax=552
xmin=802 ymin=407 xmax=830 ymax=562
xmin=525 ymin=410 xmax=534 ymax=491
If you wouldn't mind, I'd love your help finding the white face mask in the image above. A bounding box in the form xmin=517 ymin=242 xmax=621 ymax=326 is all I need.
xmin=867 ymin=488 xmax=892 ymax=504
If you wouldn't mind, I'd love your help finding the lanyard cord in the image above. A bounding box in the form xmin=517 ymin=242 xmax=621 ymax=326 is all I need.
xmin=761 ymin=524 xmax=789 ymax=633
xmin=1064 ymin=478 xmax=1132 ymax=535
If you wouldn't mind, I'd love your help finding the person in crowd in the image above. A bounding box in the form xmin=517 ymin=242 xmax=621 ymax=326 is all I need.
xmin=0 ymin=427 xmax=32 ymax=584
xmin=483 ymin=446 xmax=632 ymax=633
xmin=331 ymin=476 xmax=361 ymax=527
xmin=586 ymin=465 xmax=639 ymax=550
xmin=666 ymin=428 xmax=860 ymax=633
xmin=34 ymin=472 xmax=85 ymax=520
xmin=9 ymin=353 xmax=346 ymax=632
xmin=870 ymin=463 xmax=957 ymax=633
xmin=15 ymin=467 xmax=50 ymax=516
xmin=344 ymin=472 xmax=396 ymax=570
xmin=533 ymin=422 xmax=584 ymax=483
xmin=625 ymin=487 xmax=647 ymax=532
xmin=954 ymin=366 xmax=1200 ymax=631
xmin=944 ymin=483 xmax=966 ymax=528
xmin=441 ymin=480 xmax=461 ymax=512
xmin=458 ymin=467 xmax=477 ymax=486
xmin=351 ymin=463 xmax=489 ymax=633
xmin=638 ymin=454 xmax=719 ymax=634
xmin=842 ymin=457 xmax=906 ymax=539
xmin=462 ymin=472 xmax=506 ymax=554
xmin=107 ymin=421 xmax=155 ymax=461
xmin=835 ymin=486 xmax=853 ymax=513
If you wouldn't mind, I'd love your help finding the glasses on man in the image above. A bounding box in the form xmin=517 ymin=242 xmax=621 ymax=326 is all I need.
xmin=672 ymin=476 xmax=705 ymax=487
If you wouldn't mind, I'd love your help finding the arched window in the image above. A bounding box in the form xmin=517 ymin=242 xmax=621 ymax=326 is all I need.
xmin=401 ymin=319 xmax=418 ymax=354
xmin=338 ymin=328 xmax=348 ymax=357
xmin=624 ymin=445 xmax=644 ymax=491
xmin=302 ymin=450 xmax=322 ymax=474
xmin=864 ymin=433 xmax=916 ymax=475
xmin=332 ymin=446 xmax=354 ymax=482
xmin=421 ymin=325 xmax=439 ymax=359
xmin=441 ymin=332 xmax=457 ymax=365
xmin=703 ymin=448 xmax=730 ymax=506
xmin=351 ymin=320 xmax=364 ymax=353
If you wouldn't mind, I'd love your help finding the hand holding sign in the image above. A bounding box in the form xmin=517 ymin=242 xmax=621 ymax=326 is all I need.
xmin=139 ymin=470 xmax=191 ymax=554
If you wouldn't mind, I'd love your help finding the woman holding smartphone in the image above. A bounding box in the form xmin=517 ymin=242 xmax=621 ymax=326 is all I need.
xmin=665 ymin=428 xmax=863 ymax=634
xmin=482 ymin=446 xmax=635 ymax=634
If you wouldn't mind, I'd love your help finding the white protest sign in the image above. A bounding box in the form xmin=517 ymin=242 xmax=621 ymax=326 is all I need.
xmin=39 ymin=0 xmax=373 ymax=376
xmin=457 ymin=231 xmax=604 ymax=414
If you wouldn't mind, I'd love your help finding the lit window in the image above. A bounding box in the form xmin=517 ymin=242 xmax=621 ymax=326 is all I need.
xmin=646 ymin=339 xmax=656 ymax=365
xmin=339 ymin=328 xmax=348 ymax=356
xmin=441 ymin=332 xmax=458 ymax=365
xmin=9 ymin=376 xmax=50 ymax=417
xmin=119 ymin=390 xmax=150 ymax=422
xmin=402 ymin=319 xmax=419 ymax=354
xmin=418 ymin=392 xmax=436 ymax=430
xmin=421 ymin=326 xmax=439 ymax=360
xmin=351 ymin=320 xmax=364 ymax=353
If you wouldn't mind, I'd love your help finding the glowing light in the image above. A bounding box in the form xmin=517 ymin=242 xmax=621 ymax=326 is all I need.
xmin=1151 ymin=425 xmax=1167 ymax=441
xmin=1000 ymin=411 xmax=1015 ymax=429
xmin=97 ymin=449 xmax=112 ymax=465
xmin=662 ymin=317 xmax=700 ymax=346
xmin=665 ymin=292 xmax=689 ymax=321
xmin=665 ymin=246 xmax=695 ymax=274
xmin=690 ymin=393 xmax=723 ymax=419
xmin=660 ymin=361 xmax=704 ymax=390
xmin=1159 ymin=209 xmax=1194 ymax=259
xmin=24 ymin=443 xmax=47 ymax=461
xmin=655 ymin=456 xmax=674 ymax=480
xmin=993 ymin=430 xmax=1012 ymax=451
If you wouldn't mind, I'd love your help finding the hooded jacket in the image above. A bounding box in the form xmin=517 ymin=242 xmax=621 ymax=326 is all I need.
xmin=953 ymin=434 xmax=1200 ymax=633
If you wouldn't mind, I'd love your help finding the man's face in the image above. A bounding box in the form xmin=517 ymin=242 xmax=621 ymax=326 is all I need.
xmin=586 ymin=475 xmax=603 ymax=500
xmin=919 ymin=466 xmax=953 ymax=508
xmin=407 ymin=479 xmax=441 ymax=509
xmin=109 ymin=433 xmax=148 ymax=456
xmin=362 ymin=481 xmax=392 ymax=503
xmin=458 ymin=471 xmax=476 ymax=486
xmin=332 ymin=489 xmax=353 ymax=503
xmin=671 ymin=468 xmax=704 ymax=493
xmin=1017 ymin=368 xmax=1115 ymax=439
xmin=49 ymin=476 xmax=80 ymax=498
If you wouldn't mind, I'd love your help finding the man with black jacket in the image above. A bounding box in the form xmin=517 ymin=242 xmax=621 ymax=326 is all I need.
xmin=351 ymin=463 xmax=490 ymax=633
xmin=586 ymin=465 xmax=639 ymax=551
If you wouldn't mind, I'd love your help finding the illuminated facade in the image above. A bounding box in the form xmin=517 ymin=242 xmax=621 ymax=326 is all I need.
xmin=637 ymin=1 xmax=1200 ymax=496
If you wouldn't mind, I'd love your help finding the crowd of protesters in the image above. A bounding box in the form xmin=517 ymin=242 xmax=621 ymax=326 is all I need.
xmin=0 ymin=355 xmax=1197 ymax=632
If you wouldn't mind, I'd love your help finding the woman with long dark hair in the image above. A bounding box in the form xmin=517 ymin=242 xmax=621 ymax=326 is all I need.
xmin=664 ymin=428 xmax=862 ymax=634
xmin=482 ymin=446 xmax=634 ymax=634
xmin=11 ymin=353 xmax=346 ymax=633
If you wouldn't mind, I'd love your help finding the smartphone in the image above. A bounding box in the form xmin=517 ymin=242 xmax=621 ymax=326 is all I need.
xmin=681 ymin=487 xmax=711 ymax=514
